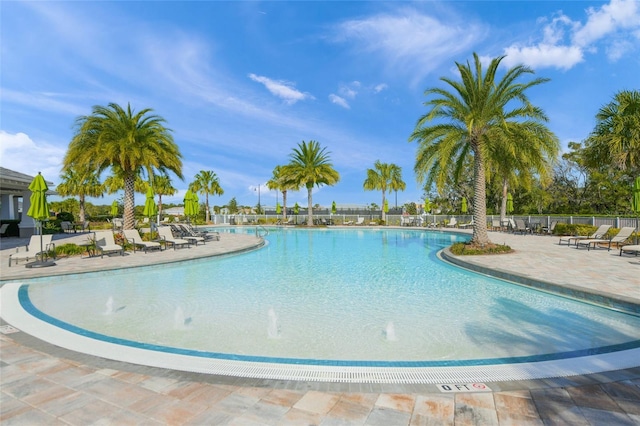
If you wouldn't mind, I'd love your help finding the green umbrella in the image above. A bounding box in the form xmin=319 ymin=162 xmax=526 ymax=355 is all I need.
xmin=183 ymin=189 xmax=199 ymax=221
xmin=633 ymin=176 xmax=640 ymax=244
xmin=383 ymin=199 xmax=389 ymax=214
xmin=423 ymin=198 xmax=431 ymax=213
xmin=461 ymin=197 xmax=468 ymax=214
xmin=143 ymin=186 xmax=157 ymax=221
xmin=506 ymin=193 xmax=514 ymax=214
xmin=26 ymin=172 xmax=54 ymax=267
xmin=110 ymin=200 xmax=119 ymax=217
xmin=276 ymin=202 xmax=281 ymax=214
xmin=331 ymin=201 xmax=337 ymax=215
xmin=294 ymin=202 xmax=299 ymax=215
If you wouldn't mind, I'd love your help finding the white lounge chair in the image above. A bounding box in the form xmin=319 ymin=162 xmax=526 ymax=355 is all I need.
xmin=93 ymin=231 xmax=124 ymax=258
xmin=445 ymin=217 xmax=457 ymax=228
xmin=173 ymin=224 xmax=206 ymax=245
xmin=576 ymin=227 xmax=635 ymax=251
xmin=355 ymin=217 xmax=365 ymax=226
xmin=619 ymin=244 xmax=640 ymax=256
xmin=559 ymin=224 xmax=612 ymax=246
xmin=123 ymin=229 xmax=162 ymax=253
xmin=9 ymin=235 xmax=55 ymax=266
xmin=157 ymin=226 xmax=190 ymax=250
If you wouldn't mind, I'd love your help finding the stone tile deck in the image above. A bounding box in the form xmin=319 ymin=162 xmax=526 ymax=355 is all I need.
xmin=1 ymin=226 xmax=639 ymax=425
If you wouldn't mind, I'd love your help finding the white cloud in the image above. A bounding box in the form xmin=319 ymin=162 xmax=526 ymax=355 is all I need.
xmin=333 ymin=8 xmax=486 ymax=83
xmin=503 ymin=44 xmax=584 ymax=70
xmin=248 ymin=73 xmax=314 ymax=105
xmin=338 ymin=81 xmax=360 ymax=99
xmin=373 ymin=83 xmax=388 ymax=94
xmin=0 ymin=131 xmax=65 ymax=181
xmin=329 ymin=94 xmax=350 ymax=109
xmin=502 ymin=0 xmax=640 ymax=70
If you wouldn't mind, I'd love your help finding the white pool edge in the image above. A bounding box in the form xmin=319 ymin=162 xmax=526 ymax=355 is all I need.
xmin=2 ymin=282 xmax=639 ymax=384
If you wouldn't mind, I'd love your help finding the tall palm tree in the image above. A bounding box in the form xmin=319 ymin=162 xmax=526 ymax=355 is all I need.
xmin=363 ymin=161 xmax=405 ymax=223
xmin=190 ymin=170 xmax=224 ymax=223
xmin=584 ymin=89 xmax=640 ymax=173
xmin=56 ymin=167 xmax=103 ymax=223
xmin=267 ymin=165 xmax=300 ymax=223
xmin=64 ymin=103 xmax=183 ymax=230
xmin=152 ymin=174 xmax=177 ymax=219
xmin=285 ymin=140 xmax=340 ymax=226
xmin=410 ymin=53 xmax=555 ymax=246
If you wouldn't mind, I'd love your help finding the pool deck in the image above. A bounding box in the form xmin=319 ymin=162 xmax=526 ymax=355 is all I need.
xmin=1 ymin=227 xmax=639 ymax=425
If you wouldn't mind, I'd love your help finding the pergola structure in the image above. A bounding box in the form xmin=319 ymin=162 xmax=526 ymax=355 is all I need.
xmin=0 ymin=167 xmax=55 ymax=237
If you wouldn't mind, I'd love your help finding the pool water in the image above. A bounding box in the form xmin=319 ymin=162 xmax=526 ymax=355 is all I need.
xmin=23 ymin=228 xmax=640 ymax=364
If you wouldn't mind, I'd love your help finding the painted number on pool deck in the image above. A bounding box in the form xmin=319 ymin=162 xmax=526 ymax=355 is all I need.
xmin=437 ymin=383 xmax=492 ymax=393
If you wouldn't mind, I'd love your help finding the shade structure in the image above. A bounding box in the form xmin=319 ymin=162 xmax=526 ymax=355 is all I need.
xmin=143 ymin=186 xmax=157 ymax=220
xmin=183 ymin=189 xmax=199 ymax=220
xmin=633 ymin=176 xmax=640 ymax=244
xmin=506 ymin=193 xmax=514 ymax=214
xmin=331 ymin=201 xmax=337 ymax=215
xmin=461 ymin=197 xmax=468 ymax=214
xmin=276 ymin=202 xmax=281 ymax=214
xmin=111 ymin=200 xmax=119 ymax=217
xmin=26 ymin=172 xmax=55 ymax=268
xmin=294 ymin=202 xmax=299 ymax=215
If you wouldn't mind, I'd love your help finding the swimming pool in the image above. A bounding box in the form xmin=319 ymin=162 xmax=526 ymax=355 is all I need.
xmin=3 ymin=228 xmax=640 ymax=383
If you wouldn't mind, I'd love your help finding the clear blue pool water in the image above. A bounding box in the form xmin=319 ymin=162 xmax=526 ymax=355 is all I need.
xmin=22 ymin=228 xmax=640 ymax=364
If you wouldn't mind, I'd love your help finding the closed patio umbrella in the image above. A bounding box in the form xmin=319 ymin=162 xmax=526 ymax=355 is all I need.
xmin=633 ymin=176 xmax=640 ymax=244
xmin=331 ymin=201 xmax=337 ymax=215
xmin=461 ymin=197 xmax=468 ymax=214
xmin=506 ymin=193 xmax=514 ymax=214
xmin=143 ymin=186 xmax=157 ymax=225
xmin=110 ymin=200 xmax=118 ymax=218
xmin=26 ymin=172 xmax=55 ymax=268
xmin=183 ymin=189 xmax=199 ymax=222
xmin=276 ymin=202 xmax=281 ymax=215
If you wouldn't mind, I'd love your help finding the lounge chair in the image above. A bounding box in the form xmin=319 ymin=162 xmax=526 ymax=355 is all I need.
xmin=123 ymin=229 xmax=162 ymax=253
xmin=157 ymin=226 xmax=190 ymax=250
xmin=344 ymin=219 xmax=354 ymax=225
xmin=355 ymin=217 xmax=365 ymax=226
xmin=93 ymin=231 xmax=124 ymax=258
xmin=558 ymin=224 xmax=612 ymax=247
xmin=490 ymin=219 xmax=501 ymax=231
xmin=513 ymin=219 xmax=531 ymax=235
xmin=459 ymin=219 xmax=474 ymax=229
xmin=0 ymin=223 xmax=9 ymax=237
xmin=576 ymin=226 xmax=635 ymax=251
xmin=172 ymin=224 xmax=206 ymax=245
xmin=60 ymin=221 xmax=74 ymax=233
xmin=619 ymin=244 xmax=640 ymax=256
xmin=445 ymin=217 xmax=457 ymax=228
xmin=9 ymin=235 xmax=55 ymax=266
xmin=541 ymin=221 xmax=557 ymax=235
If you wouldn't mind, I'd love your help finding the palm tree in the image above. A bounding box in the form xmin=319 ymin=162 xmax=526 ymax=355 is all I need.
xmin=285 ymin=140 xmax=340 ymax=226
xmin=410 ymin=53 xmax=555 ymax=246
xmin=266 ymin=165 xmax=300 ymax=223
xmin=56 ymin=167 xmax=103 ymax=223
xmin=64 ymin=103 xmax=183 ymax=230
xmin=363 ymin=161 xmax=405 ymax=223
xmin=584 ymin=89 xmax=640 ymax=174
xmin=190 ymin=170 xmax=224 ymax=223
xmin=152 ymin=174 xmax=177 ymax=219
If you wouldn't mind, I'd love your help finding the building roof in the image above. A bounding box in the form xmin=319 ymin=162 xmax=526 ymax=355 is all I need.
xmin=0 ymin=167 xmax=55 ymax=195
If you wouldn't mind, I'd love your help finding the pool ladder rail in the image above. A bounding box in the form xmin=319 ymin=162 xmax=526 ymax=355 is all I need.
xmin=255 ymin=225 xmax=269 ymax=238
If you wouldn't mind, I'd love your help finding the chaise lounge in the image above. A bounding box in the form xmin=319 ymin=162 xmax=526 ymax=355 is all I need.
xmin=123 ymin=229 xmax=162 ymax=253
xmin=93 ymin=231 xmax=124 ymax=258
xmin=576 ymin=226 xmax=635 ymax=251
xmin=9 ymin=235 xmax=55 ymax=266
xmin=558 ymin=224 xmax=611 ymax=247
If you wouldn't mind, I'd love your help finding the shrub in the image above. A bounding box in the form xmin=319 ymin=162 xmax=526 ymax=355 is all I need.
xmin=554 ymin=223 xmax=596 ymax=236
xmin=450 ymin=242 xmax=513 ymax=255
xmin=53 ymin=243 xmax=87 ymax=257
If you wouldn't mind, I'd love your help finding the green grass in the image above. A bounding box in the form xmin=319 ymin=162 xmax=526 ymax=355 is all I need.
xmin=450 ymin=242 xmax=513 ymax=255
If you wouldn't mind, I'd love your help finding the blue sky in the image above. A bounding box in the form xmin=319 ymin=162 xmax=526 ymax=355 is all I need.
xmin=1 ymin=0 xmax=639 ymax=209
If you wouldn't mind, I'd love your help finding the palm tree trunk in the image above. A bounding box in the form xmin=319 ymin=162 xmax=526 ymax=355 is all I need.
xmin=471 ymin=153 xmax=490 ymax=246
xmin=79 ymin=195 xmax=86 ymax=223
xmin=500 ymin=179 xmax=508 ymax=223
xmin=381 ymin=192 xmax=386 ymax=222
xmin=282 ymin=190 xmax=288 ymax=222
xmin=123 ymin=174 xmax=136 ymax=230
xmin=205 ymin=193 xmax=210 ymax=223
xmin=158 ymin=195 xmax=163 ymax=216
xmin=307 ymin=186 xmax=313 ymax=226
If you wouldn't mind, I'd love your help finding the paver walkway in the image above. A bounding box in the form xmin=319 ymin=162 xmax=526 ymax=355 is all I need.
xmin=1 ymin=226 xmax=639 ymax=425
